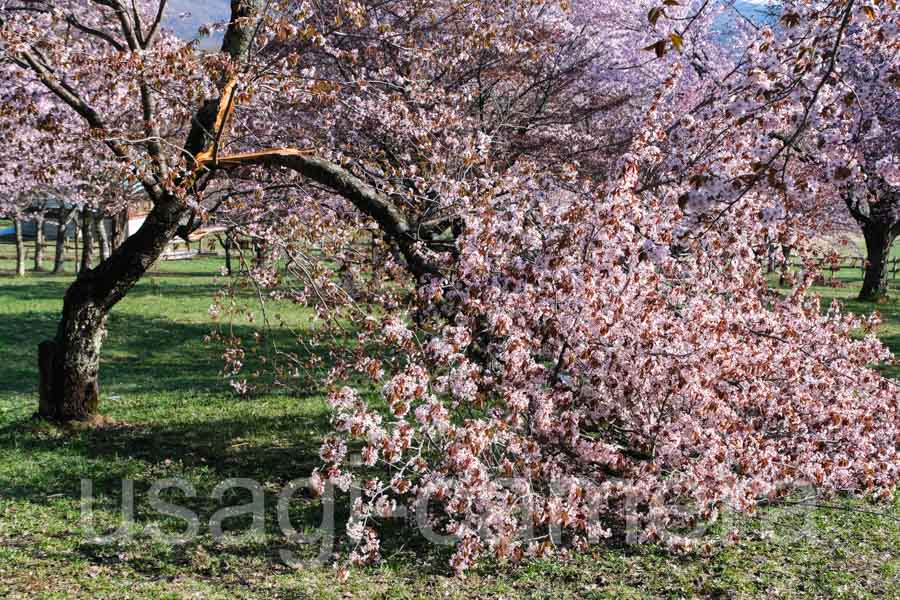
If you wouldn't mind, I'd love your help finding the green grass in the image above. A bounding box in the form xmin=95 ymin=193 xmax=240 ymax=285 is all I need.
xmin=806 ymin=236 xmax=900 ymax=284
xmin=0 ymin=256 xmax=898 ymax=598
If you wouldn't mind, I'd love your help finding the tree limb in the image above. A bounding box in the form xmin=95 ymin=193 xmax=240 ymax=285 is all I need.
xmin=205 ymin=148 xmax=443 ymax=277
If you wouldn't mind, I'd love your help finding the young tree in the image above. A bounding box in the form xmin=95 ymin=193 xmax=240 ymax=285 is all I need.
xmin=31 ymin=199 xmax=47 ymax=271
xmin=13 ymin=212 xmax=26 ymax=277
xmin=53 ymin=206 xmax=77 ymax=274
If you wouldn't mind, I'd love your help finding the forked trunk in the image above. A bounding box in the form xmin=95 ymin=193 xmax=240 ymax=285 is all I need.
xmin=14 ymin=218 xmax=26 ymax=277
xmin=859 ymin=225 xmax=896 ymax=301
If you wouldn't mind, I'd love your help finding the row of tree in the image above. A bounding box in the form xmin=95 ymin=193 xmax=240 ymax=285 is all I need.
xmin=7 ymin=206 xmax=125 ymax=276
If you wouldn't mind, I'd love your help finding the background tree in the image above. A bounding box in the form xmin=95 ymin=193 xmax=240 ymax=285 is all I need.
xmin=13 ymin=209 xmax=26 ymax=277
xmin=52 ymin=206 xmax=77 ymax=274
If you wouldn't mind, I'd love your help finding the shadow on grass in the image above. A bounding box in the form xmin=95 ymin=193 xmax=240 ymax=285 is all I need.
xmin=0 ymin=410 xmax=328 ymax=498
xmin=0 ymin=276 xmax=325 ymax=397
xmin=0 ymin=407 xmax=453 ymax=576
xmin=0 ymin=308 xmax=226 ymax=396
xmin=0 ymin=274 xmax=345 ymax=546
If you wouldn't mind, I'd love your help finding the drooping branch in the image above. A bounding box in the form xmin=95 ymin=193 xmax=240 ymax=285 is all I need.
xmin=206 ymin=148 xmax=443 ymax=278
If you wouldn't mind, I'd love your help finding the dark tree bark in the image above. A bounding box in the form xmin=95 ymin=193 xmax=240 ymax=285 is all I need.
xmin=223 ymin=232 xmax=233 ymax=275
xmin=859 ymin=224 xmax=897 ymax=301
xmin=33 ymin=212 xmax=45 ymax=271
xmin=846 ymin=186 xmax=900 ymax=302
xmin=778 ymin=245 xmax=793 ymax=287
xmin=14 ymin=218 xmax=26 ymax=277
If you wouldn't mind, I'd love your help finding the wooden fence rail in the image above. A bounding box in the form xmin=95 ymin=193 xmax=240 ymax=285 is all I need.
xmin=784 ymin=258 xmax=900 ymax=281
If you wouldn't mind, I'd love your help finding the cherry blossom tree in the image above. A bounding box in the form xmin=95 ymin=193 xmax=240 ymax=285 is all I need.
xmin=837 ymin=35 xmax=900 ymax=300
xmin=0 ymin=0 xmax=263 ymax=420
xmin=1 ymin=0 xmax=653 ymax=420
xmin=1 ymin=0 xmax=898 ymax=573
xmin=305 ymin=0 xmax=900 ymax=570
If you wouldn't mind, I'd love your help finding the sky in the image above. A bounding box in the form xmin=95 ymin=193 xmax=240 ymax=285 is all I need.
xmin=163 ymin=0 xmax=230 ymax=47
xmin=160 ymin=1 xmax=776 ymax=46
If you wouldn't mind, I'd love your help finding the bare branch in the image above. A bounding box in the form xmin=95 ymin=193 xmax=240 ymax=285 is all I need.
xmin=141 ymin=0 xmax=168 ymax=48
xmin=65 ymin=15 xmax=125 ymax=51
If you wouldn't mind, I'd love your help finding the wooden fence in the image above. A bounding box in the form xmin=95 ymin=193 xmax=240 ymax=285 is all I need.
xmin=785 ymin=257 xmax=900 ymax=282
xmin=0 ymin=235 xmax=223 ymax=270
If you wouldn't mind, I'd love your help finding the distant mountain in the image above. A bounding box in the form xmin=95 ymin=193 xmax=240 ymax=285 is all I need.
xmin=730 ymin=1 xmax=779 ymax=22
xmin=163 ymin=0 xmax=230 ymax=47
xmin=159 ymin=1 xmax=779 ymax=47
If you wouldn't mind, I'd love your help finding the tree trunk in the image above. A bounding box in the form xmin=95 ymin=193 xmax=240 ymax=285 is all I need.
xmin=859 ymin=225 xmax=896 ymax=301
xmin=38 ymin=199 xmax=188 ymax=422
xmin=224 ymin=233 xmax=233 ymax=275
xmin=73 ymin=213 xmax=80 ymax=275
xmin=112 ymin=209 xmax=128 ymax=250
xmin=33 ymin=213 xmax=45 ymax=271
xmin=53 ymin=209 xmax=76 ymax=274
xmin=14 ymin=218 xmax=26 ymax=277
xmin=80 ymin=210 xmax=95 ymax=273
xmin=778 ymin=246 xmax=792 ymax=287
xmin=96 ymin=216 xmax=111 ymax=261
xmin=254 ymin=240 xmax=266 ymax=267
xmin=38 ymin=299 xmax=106 ymax=421
xmin=53 ymin=216 xmax=67 ymax=274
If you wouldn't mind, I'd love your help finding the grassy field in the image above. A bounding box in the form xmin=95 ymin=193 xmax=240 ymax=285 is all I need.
xmin=0 ymin=252 xmax=898 ymax=598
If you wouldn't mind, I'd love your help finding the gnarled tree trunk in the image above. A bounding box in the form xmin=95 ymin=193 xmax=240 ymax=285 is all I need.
xmin=38 ymin=200 xmax=187 ymax=421
xmin=38 ymin=296 xmax=107 ymax=421
xmin=847 ymin=187 xmax=899 ymax=302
